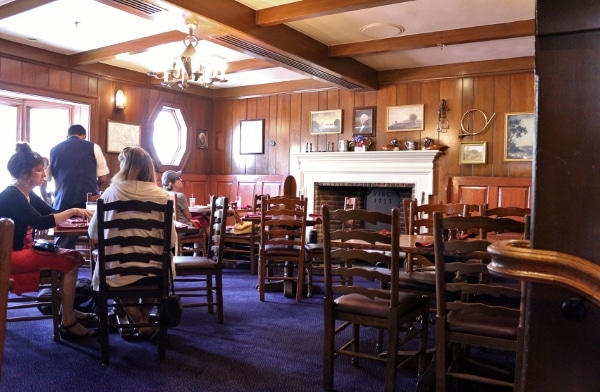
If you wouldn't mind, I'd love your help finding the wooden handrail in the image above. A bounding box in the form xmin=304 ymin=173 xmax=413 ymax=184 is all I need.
xmin=487 ymin=240 xmax=600 ymax=308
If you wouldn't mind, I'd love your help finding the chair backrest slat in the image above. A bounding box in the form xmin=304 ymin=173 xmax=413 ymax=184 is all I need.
xmin=323 ymin=206 xmax=400 ymax=306
xmin=96 ymin=199 xmax=174 ymax=287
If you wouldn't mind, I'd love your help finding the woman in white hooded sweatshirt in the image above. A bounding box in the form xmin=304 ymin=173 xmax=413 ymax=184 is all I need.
xmin=88 ymin=146 xmax=176 ymax=338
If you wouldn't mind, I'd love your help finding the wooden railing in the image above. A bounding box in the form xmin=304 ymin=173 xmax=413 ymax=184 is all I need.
xmin=488 ymin=240 xmax=600 ymax=309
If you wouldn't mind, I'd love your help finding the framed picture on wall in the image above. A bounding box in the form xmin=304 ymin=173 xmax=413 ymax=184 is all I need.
xmin=459 ymin=141 xmax=487 ymax=164
xmin=386 ymin=104 xmax=424 ymax=132
xmin=310 ymin=109 xmax=342 ymax=134
xmin=196 ymin=129 xmax=208 ymax=149
xmin=240 ymin=119 xmax=265 ymax=154
xmin=353 ymin=107 xmax=375 ymax=136
xmin=505 ymin=112 xmax=534 ymax=161
xmin=106 ymin=120 xmax=141 ymax=153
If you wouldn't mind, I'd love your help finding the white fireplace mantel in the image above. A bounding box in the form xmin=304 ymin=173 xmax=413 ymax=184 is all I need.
xmin=290 ymin=150 xmax=441 ymax=212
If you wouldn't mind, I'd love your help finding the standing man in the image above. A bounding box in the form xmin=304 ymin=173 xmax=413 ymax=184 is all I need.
xmin=49 ymin=124 xmax=109 ymax=248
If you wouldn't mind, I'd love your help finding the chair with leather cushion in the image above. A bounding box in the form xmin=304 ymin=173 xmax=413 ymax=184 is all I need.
xmin=397 ymin=199 xmax=478 ymax=300
xmin=3 ymin=216 xmax=61 ymax=345
xmin=305 ymin=196 xmax=356 ymax=295
xmin=432 ymin=212 xmax=525 ymax=391
xmin=258 ymin=195 xmax=307 ymax=302
xmin=174 ymin=198 xmax=206 ymax=257
xmin=172 ymin=196 xmax=228 ymax=323
xmin=322 ymin=205 xmax=430 ymax=392
xmin=0 ymin=218 xmax=14 ymax=376
xmin=222 ymin=194 xmax=265 ymax=274
xmin=95 ymin=198 xmax=174 ymax=365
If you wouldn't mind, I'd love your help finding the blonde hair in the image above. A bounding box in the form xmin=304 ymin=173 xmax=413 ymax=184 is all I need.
xmin=112 ymin=146 xmax=156 ymax=184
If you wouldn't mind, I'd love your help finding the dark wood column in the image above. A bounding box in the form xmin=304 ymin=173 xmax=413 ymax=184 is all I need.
xmin=528 ymin=1 xmax=600 ymax=390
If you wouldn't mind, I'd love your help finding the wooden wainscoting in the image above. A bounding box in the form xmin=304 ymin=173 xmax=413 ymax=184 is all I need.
xmin=446 ymin=176 xmax=532 ymax=209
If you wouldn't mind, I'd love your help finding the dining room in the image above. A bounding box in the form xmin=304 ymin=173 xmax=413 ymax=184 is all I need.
xmin=3 ymin=0 xmax=600 ymax=389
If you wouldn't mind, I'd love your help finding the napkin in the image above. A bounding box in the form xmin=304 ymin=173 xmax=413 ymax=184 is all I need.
xmin=415 ymin=241 xmax=434 ymax=250
xmin=231 ymin=221 xmax=253 ymax=234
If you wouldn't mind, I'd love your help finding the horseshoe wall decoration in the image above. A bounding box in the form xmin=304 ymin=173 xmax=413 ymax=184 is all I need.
xmin=459 ymin=109 xmax=496 ymax=138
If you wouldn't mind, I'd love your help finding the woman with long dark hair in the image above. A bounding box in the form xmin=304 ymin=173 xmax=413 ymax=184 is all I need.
xmin=0 ymin=142 xmax=96 ymax=339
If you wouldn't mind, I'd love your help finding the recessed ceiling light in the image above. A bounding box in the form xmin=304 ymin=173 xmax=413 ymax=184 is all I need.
xmin=25 ymin=37 xmax=37 ymax=42
xmin=360 ymin=23 xmax=405 ymax=39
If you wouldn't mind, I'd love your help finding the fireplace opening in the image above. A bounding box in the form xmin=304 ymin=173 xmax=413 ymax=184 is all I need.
xmin=313 ymin=183 xmax=413 ymax=234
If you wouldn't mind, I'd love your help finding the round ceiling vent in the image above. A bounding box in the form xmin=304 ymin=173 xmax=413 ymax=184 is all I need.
xmin=360 ymin=23 xmax=405 ymax=39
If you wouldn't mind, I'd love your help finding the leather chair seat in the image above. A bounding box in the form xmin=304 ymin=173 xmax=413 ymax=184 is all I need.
xmin=447 ymin=309 xmax=519 ymax=340
xmin=173 ymin=256 xmax=217 ymax=270
xmin=335 ymin=292 xmax=428 ymax=319
xmin=264 ymin=244 xmax=301 ymax=256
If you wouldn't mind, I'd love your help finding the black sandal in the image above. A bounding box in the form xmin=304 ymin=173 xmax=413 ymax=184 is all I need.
xmin=59 ymin=321 xmax=98 ymax=339
xmin=76 ymin=313 xmax=99 ymax=328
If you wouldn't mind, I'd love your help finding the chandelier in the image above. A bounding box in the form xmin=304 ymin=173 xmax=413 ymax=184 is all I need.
xmin=147 ymin=22 xmax=228 ymax=90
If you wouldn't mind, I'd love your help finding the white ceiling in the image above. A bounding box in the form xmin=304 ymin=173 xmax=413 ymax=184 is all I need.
xmin=0 ymin=0 xmax=535 ymax=91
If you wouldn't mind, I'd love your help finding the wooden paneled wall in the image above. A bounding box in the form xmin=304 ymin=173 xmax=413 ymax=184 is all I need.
xmin=0 ymin=52 xmax=533 ymax=205
xmin=213 ymin=73 xmax=534 ymax=202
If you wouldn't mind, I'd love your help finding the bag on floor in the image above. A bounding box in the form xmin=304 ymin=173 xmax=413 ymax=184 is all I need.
xmin=37 ymin=278 xmax=97 ymax=315
xmin=161 ymin=294 xmax=183 ymax=327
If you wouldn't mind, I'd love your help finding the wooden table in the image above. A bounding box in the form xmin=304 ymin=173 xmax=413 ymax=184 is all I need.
xmin=53 ymin=220 xmax=92 ymax=277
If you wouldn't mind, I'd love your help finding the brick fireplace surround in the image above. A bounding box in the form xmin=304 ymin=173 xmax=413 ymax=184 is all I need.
xmin=290 ymin=150 xmax=441 ymax=215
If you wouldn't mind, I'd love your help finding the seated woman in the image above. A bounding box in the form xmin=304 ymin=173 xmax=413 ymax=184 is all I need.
xmin=161 ymin=170 xmax=205 ymax=228
xmin=0 ymin=142 xmax=96 ymax=339
xmin=88 ymin=146 xmax=176 ymax=340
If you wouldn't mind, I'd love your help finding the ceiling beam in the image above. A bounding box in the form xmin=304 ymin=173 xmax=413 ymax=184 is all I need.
xmin=379 ymin=56 xmax=535 ymax=83
xmin=255 ymin=0 xmax=413 ymax=27
xmin=225 ymin=58 xmax=276 ymax=74
xmin=211 ymin=78 xmax=335 ymax=100
xmin=0 ymin=0 xmax=55 ymax=20
xmin=165 ymin=0 xmax=378 ymax=90
xmin=68 ymin=30 xmax=184 ymax=66
xmin=330 ymin=19 xmax=535 ymax=57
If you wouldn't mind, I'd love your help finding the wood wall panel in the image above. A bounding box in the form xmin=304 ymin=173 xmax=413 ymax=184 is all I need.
xmin=212 ymin=72 xmax=533 ymax=203
xmin=0 ymin=53 xmax=533 ymax=206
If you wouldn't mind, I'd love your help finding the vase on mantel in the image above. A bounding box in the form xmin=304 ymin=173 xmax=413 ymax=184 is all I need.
xmin=354 ymin=146 xmax=367 ymax=152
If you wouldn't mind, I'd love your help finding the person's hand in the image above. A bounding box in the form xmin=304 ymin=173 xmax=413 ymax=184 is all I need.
xmin=75 ymin=208 xmax=94 ymax=219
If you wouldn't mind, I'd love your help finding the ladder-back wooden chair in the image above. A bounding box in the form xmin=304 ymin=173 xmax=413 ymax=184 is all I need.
xmin=95 ymin=199 xmax=174 ymax=365
xmin=222 ymin=194 xmax=265 ymax=274
xmin=432 ymin=212 xmax=526 ymax=392
xmin=322 ymin=206 xmax=430 ymax=392
xmin=258 ymin=195 xmax=307 ymax=302
xmin=172 ymin=196 xmax=228 ymax=323
xmin=0 ymin=218 xmax=14 ymax=377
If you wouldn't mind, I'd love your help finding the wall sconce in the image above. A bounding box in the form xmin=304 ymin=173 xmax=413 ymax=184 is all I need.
xmin=114 ymin=89 xmax=126 ymax=110
xmin=437 ymin=99 xmax=450 ymax=133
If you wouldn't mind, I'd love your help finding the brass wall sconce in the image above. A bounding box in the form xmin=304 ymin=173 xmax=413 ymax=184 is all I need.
xmin=114 ymin=89 xmax=126 ymax=110
xmin=437 ymin=99 xmax=450 ymax=133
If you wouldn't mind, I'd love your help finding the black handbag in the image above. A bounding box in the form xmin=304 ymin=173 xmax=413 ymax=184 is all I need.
xmin=33 ymin=240 xmax=58 ymax=253
xmin=161 ymin=266 xmax=183 ymax=327
xmin=162 ymin=294 xmax=183 ymax=327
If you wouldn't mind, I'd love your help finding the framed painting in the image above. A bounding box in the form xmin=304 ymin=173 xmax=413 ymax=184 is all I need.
xmin=240 ymin=119 xmax=264 ymax=154
xmin=505 ymin=112 xmax=534 ymax=161
xmin=386 ymin=104 xmax=424 ymax=132
xmin=459 ymin=141 xmax=487 ymax=164
xmin=310 ymin=109 xmax=342 ymax=134
xmin=196 ymin=129 xmax=208 ymax=149
xmin=353 ymin=107 xmax=375 ymax=136
xmin=106 ymin=120 xmax=141 ymax=153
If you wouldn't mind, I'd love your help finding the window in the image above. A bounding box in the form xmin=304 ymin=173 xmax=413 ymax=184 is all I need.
xmin=149 ymin=103 xmax=189 ymax=169
xmin=0 ymin=102 xmax=18 ymax=189
xmin=0 ymin=91 xmax=88 ymax=198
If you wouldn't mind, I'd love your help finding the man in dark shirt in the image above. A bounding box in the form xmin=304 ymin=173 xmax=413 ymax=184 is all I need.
xmin=49 ymin=124 xmax=109 ymax=248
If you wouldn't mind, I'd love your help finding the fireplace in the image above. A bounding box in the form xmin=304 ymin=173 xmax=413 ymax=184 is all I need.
xmin=290 ymin=150 xmax=441 ymax=215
